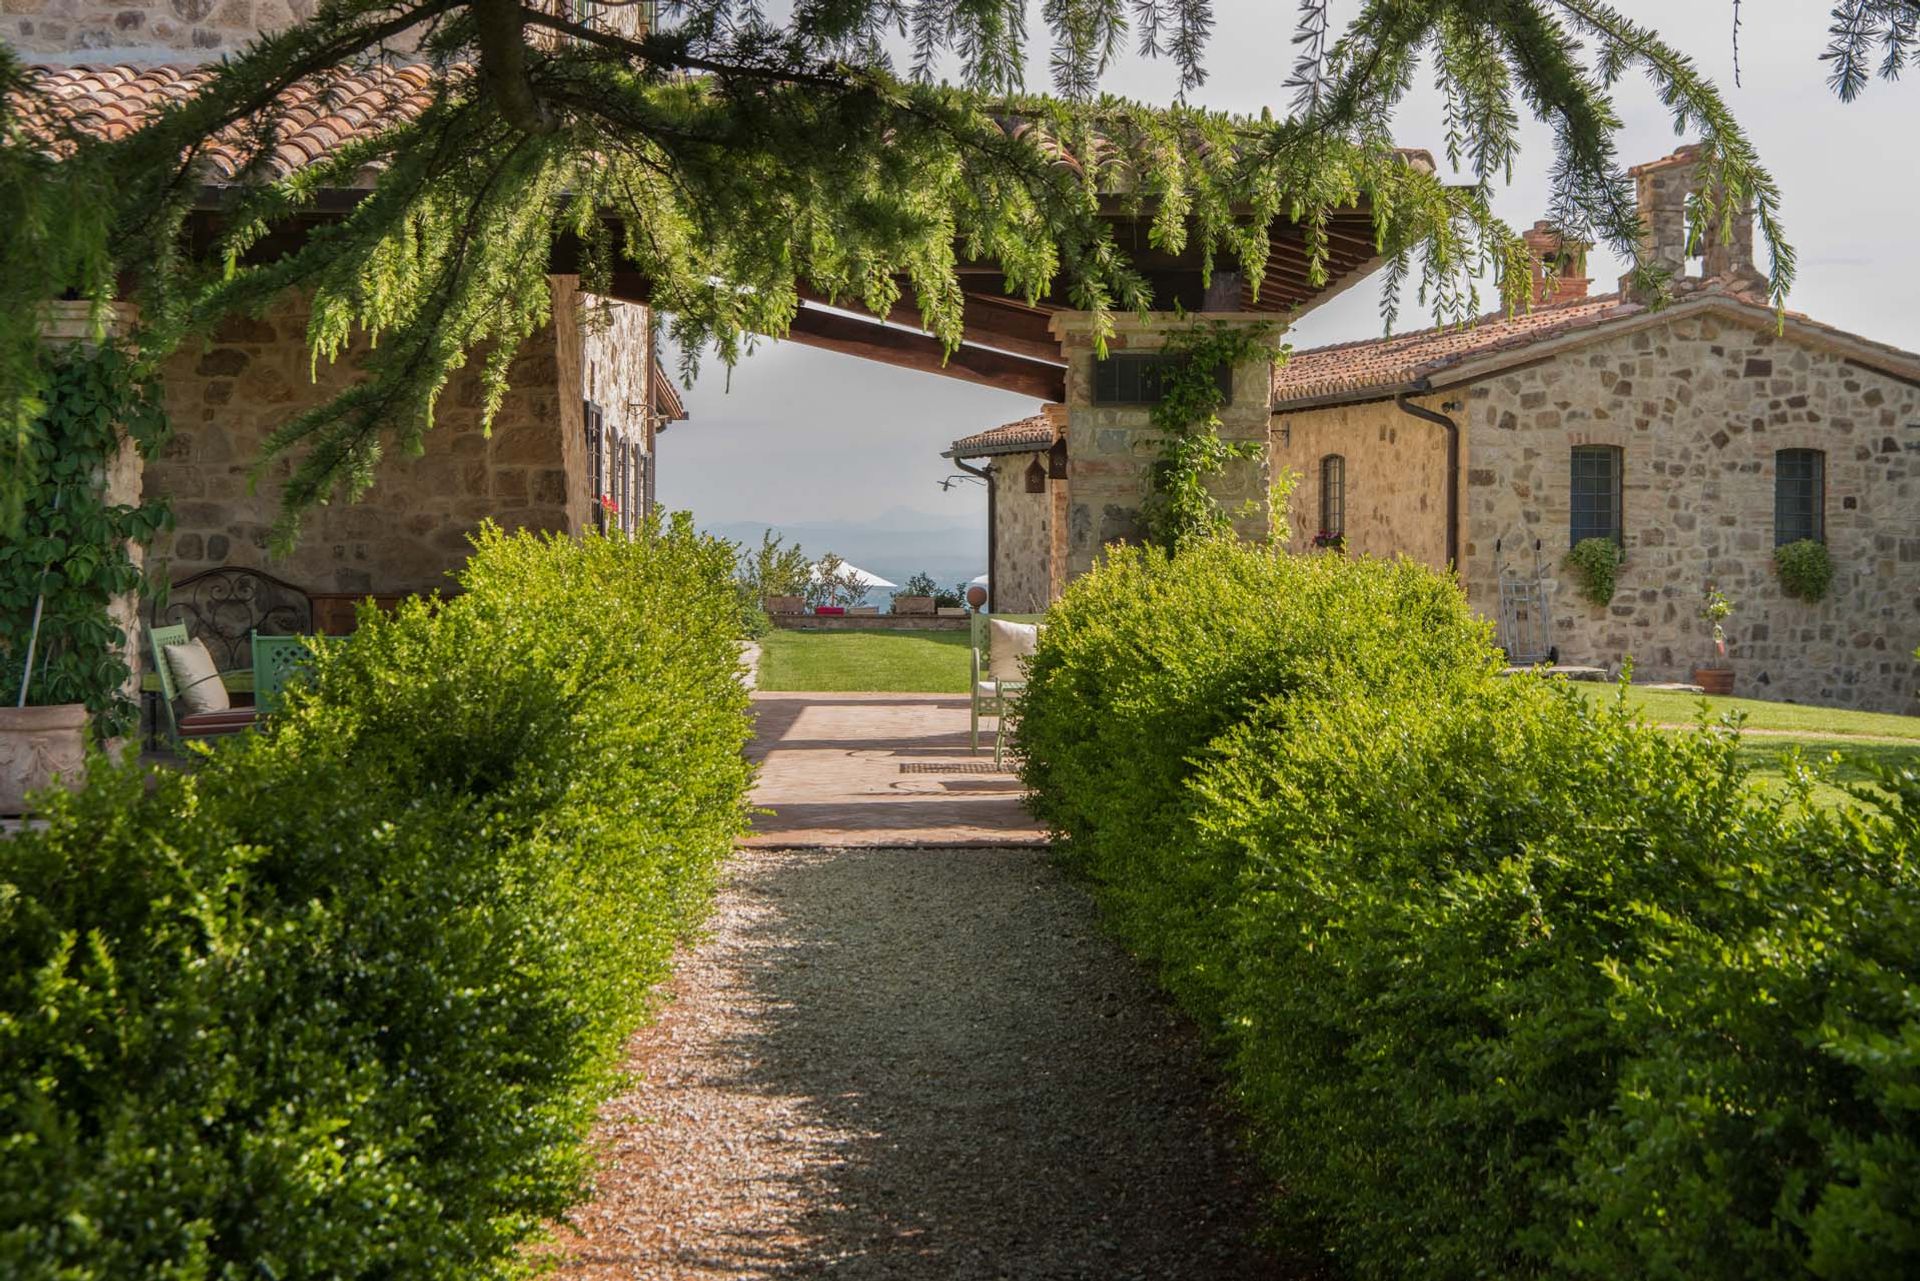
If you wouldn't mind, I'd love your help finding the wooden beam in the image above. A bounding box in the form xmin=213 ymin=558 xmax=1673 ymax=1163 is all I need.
xmin=782 ymin=305 xmax=1065 ymax=401
xmin=795 ymin=283 xmax=1063 ymax=363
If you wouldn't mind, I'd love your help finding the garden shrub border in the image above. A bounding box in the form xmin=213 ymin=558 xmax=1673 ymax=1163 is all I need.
xmin=0 ymin=520 xmax=753 ymax=1279
xmin=1017 ymin=539 xmax=1920 ymax=1281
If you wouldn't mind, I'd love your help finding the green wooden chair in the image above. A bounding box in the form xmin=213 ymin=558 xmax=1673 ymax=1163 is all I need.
xmin=147 ymin=622 xmax=258 ymax=744
xmin=969 ymin=611 xmax=1047 ymax=767
xmin=250 ymin=631 xmax=330 ymax=715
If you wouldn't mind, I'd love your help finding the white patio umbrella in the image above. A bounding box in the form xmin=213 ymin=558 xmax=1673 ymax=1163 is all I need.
xmin=810 ymin=562 xmax=896 ymax=589
xmin=968 ymin=572 xmax=990 ymax=587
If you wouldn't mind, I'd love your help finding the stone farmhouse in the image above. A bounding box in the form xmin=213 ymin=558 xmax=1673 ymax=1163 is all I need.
xmin=16 ymin=7 xmax=686 ymax=616
xmin=953 ymin=145 xmax=1920 ymax=713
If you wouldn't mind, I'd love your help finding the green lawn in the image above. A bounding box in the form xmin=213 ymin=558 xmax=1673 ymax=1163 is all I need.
xmin=757 ymin=629 xmax=972 ymax=693
xmin=1571 ymin=683 xmax=1920 ymax=810
xmin=1575 ymin=684 xmax=1920 ymax=738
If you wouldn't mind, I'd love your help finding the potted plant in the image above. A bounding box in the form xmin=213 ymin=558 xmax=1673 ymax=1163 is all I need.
xmin=892 ymin=571 xmax=938 ymax=616
xmin=1691 ymin=584 xmax=1736 ymax=696
xmin=1310 ymin=529 xmax=1347 ymax=553
xmin=2 ymin=342 xmax=172 ymax=814
xmin=734 ymin=529 xmax=811 ymax=617
xmin=933 ymin=586 xmax=966 ymax=617
xmin=806 ymin=552 xmax=867 ymax=615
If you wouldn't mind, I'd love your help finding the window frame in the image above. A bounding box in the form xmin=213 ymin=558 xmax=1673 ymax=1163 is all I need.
xmin=1568 ymin=444 xmax=1624 ymax=548
xmin=1090 ymin=354 xmax=1234 ymax=406
xmin=1774 ymin=448 xmax=1826 ymax=546
xmin=1319 ymin=453 xmax=1346 ymax=538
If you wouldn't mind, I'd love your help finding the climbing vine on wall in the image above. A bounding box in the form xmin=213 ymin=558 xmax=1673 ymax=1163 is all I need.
xmin=1141 ymin=322 xmax=1280 ymax=553
xmin=0 ymin=344 xmax=172 ymax=738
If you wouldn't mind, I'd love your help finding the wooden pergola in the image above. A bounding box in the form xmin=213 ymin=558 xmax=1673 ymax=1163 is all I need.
xmin=741 ymin=207 xmax=1389 ymax=402
xmin=189 ymin=191 xmax=1387 ymax=404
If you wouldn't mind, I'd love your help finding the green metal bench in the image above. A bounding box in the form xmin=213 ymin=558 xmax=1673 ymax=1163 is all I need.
xmin=250 ymin=631 xmax=332 ymax=716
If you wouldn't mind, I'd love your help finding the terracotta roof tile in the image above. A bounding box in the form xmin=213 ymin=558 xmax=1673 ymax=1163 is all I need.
xmin=13 ymin=62 xmax=453 ymax=183
xmin=1273 ymin=284 xmax=1920 ymax=406
xmin=948 ymin=414 xmax=1055 ymax=458
xmin=1272 ymin=293 xmax=1645 ymax=404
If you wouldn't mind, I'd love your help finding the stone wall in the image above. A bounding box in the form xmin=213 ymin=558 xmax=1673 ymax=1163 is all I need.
xmin=2 ymin=0 xmax=314 ymax=59
xmin=1463 ymin=309 xmax=1920 ymax=712
xmin=1052 ymin=312 xmax=1277 ymax=576
xmin=989 ymin=452 xmax=1055 ymax=613
xmin=146 ymin=281 xmax=586 ymax=596
xmin=1271 ymin=395 xmax=1451 ymax=564
xmin=5 ymin=0 xmax=647 ymax=61
xmin=558 ymin=282 xmax=654 ymax=530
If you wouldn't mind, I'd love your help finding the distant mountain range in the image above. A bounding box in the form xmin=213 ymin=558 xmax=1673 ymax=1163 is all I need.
xmin=704 ymin=507 xmax=987 ymax=594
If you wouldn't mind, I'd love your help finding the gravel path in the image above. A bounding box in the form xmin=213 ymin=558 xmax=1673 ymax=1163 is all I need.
xmin=550 ymin=844 xmax=1286 ymax=1279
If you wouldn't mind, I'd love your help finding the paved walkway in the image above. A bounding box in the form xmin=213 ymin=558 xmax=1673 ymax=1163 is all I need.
xmin=744 ymin=692 xmax=1047 ymax=848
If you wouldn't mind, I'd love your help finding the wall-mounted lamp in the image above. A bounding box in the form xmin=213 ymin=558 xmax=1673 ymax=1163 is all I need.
xmin=1047 ymin=437 xmax=1069 ymax=480
xmin=1024 ymin=457 xmax=1048 ymax=493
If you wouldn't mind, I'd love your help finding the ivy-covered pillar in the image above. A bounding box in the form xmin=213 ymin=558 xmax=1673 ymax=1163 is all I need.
xmin=1048 ymin=310 xmax=1280 ymax=578
xmin=36 ymin=301 xmax=151 ymax=752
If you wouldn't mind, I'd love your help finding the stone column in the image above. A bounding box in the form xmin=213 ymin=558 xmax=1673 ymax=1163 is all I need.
xmin=39 ymin=301 xmax=145 ymax=752
xmin=1048 ymin=311 xmax=1280 ymax=578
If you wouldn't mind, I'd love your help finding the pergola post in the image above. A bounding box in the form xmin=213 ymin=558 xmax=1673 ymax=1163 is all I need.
xmin=1048 ymin=311 xmax=1281 ymax=578
xmin=38 ymin=301 xmax=147 ymax=751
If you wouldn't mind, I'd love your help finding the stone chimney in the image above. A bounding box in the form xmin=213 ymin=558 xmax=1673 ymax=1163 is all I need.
xmin=1520 ymin=220 xmax=1591 ymax=306
xmin=1620 ymin=143 xmax=1766 ymax=301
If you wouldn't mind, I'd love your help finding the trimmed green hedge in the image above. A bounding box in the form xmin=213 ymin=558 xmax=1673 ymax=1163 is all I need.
xmin=0 ymin=520 xmax=753 ymax=1279
xmin=1015 ymin=539 xmax=1496 ymax=1016
xmin=1017 ymin=539 xmax=1920 ymax=1280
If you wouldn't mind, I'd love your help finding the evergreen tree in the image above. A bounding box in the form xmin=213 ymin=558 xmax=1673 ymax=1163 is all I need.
xmin=0 ymin=1 xmax=1909 ymax=535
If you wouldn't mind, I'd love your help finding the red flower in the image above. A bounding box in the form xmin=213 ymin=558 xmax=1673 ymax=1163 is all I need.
xmin=599 ymin=493 xmax=619 ymax=514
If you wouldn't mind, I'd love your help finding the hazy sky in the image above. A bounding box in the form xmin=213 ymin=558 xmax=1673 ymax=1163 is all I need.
xmin=657 ymin=1 xmax=1918 ymax=530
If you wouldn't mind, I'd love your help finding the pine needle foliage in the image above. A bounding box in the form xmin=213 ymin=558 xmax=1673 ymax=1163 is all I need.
xmin=2 ymin=1 xmax=1895 ymax=539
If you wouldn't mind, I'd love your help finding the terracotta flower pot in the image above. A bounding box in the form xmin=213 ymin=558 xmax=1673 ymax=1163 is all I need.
xmin=1692 ymin=666 xmax=1735 ymax=696
xmin=0 ymin=703 xmax=89 ymax=816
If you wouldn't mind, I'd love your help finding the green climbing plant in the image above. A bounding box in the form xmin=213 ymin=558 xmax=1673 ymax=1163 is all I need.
xmin=1563 ymin=536 xmax=1624 ymax=608
xmin=1774 ymin=538 xmax=1833 ymax=602
xmin=1141 ymin=322 xmax=1280 ymax=553
xmin=0 ymin=344 xmax=172 ymax=738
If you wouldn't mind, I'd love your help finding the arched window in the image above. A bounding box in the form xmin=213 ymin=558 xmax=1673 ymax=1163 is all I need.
xmin=1319 ymin=454 xmax=1345 ymax=538
xmin=1569 ymin=445 xmax=1623 ymax=546
xmin=1775 ymin=448 xmax=1825 ymax=545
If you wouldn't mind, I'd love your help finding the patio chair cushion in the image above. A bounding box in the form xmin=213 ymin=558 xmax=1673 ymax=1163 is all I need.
xmin=177 ymin=708 xmax=258 ymax=735
xmin=987 ymin=619 xmax=1041 ymax=682
xmin=974 ymin=679 xmax=1024 ymax=701
xmin=164 ymin=639 xmax=232 ymax=715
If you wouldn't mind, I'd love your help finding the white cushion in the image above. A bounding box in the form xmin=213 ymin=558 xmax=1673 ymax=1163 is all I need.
xmin=975 ymin=679 xmax=1024 ymax=701
xmin=164 ymin=639 xmax=231 ymax=715
xmin=988 ymin=620 xmax=1041 ymax=682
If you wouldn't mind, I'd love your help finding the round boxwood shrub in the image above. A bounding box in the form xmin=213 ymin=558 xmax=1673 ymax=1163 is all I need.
xmin=1563 ymin=536 xmax=1623 ymax=606
xmin=1774 ymin=537 xmax=1834 ymax=602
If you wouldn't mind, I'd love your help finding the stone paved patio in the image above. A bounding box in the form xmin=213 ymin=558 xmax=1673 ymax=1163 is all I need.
xmin=744 ymin=692 xmax=1046 ymax=848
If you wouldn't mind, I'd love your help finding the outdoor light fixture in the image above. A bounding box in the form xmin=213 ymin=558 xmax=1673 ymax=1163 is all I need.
xmin=1047 ymin=437 xmax=1069 ymax=480
xmin=1025 ymin=458 xmax=1048 ymax=493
